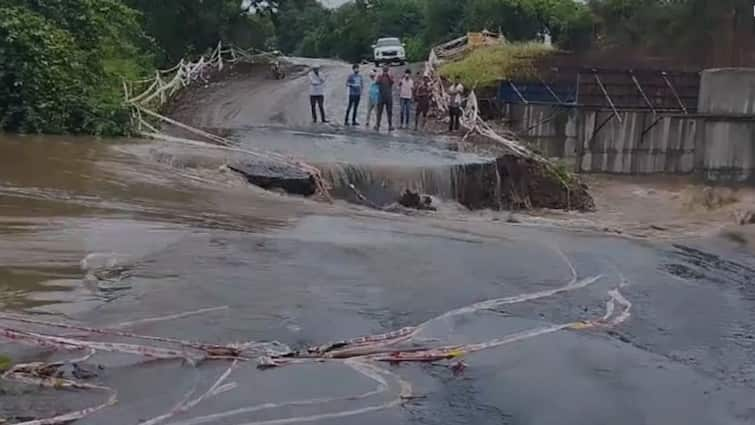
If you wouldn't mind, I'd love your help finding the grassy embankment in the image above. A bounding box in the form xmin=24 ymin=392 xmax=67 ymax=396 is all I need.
xmin=439 ymin=42 xmax=555 ymax=89
xmin=0 ymin=355 xmax=11 ymax=372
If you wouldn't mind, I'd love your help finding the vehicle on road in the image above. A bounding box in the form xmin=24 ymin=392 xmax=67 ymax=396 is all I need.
xmin=372 ymin=37 xmax=406 ymax=66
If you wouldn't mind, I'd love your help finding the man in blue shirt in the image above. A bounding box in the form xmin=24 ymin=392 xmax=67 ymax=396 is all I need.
xmin=344 ymin=64 xmax=363 ymax=126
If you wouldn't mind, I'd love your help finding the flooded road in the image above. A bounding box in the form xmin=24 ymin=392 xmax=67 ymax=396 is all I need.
xmin=1 ymin=133 xmax=755 ymax=425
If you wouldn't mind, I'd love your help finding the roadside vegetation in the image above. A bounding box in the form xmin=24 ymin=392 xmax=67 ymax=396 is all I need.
xmin=439 ymin=43 xmax=555 ymax=89
xmin=0 ymin=354 xmax=11 ymax=372
xmin=0 ymin=0 xmax=747 ymax=136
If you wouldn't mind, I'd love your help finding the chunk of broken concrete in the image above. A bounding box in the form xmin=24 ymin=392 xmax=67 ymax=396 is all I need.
xmin=398 ymin=189 xmax=437 ymax=211
xmin=228 ymin=160 xmax=316 ymax=196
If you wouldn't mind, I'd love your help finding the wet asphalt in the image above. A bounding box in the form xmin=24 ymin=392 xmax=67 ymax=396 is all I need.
xmin=1 ymin=59 xmax=755 ymax=424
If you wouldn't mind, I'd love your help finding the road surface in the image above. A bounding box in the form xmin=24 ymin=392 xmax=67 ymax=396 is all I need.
xmin=0 ymin=59 xmax=754 ymax=425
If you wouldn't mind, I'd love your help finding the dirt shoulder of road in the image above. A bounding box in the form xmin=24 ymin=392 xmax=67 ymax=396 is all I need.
xmin=525 ymin=175 xmax=755 ymax=246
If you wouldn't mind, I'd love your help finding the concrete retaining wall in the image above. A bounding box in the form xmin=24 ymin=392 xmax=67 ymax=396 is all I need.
xmin=696 ymin=69 xmax=755 ymax=182
xmin=699 ymin=119 xmax=755 ymax=183
xmin=699 ymin=68 xmax=755 ymax=114
xmin=577 ymin=111 xmax=697 ymax=174
xmin=502 ymin=68 xmax=755 ymax=182
xmin=503 ymin=104 xmax=570 ymax=159
xmin=504 ymin=104 xmax=697 ymax=174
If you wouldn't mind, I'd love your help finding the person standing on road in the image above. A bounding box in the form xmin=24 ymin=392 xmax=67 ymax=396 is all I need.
xmin=344 ymin=64 xmax=363 ymax=126
xmin=447 ymin=75 xmax=464 ymax=132
xmin=375 ymin=66 xmax=394 ymax=132
xmin=309 ymin=65 xmax=328 ymax=123
xmin=414 ymin=75 xmax=432 ymax=130
xmin=365 ymin=70 xmax=380 ymax=127
xmin=398 ymin=70 xmax=414 ymax=129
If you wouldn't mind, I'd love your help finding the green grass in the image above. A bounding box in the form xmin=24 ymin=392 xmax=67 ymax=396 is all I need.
xmin=439 ymin=42 xmax=555 ymax=89
xmin=548 ymin=159 xmax=576 ymax=186
xmin=0 ymin=355 xmax=12 ymax=372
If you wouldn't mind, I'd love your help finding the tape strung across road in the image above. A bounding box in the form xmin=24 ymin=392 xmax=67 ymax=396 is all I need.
xmin=0 ymin=246 xmax=633 ymax=425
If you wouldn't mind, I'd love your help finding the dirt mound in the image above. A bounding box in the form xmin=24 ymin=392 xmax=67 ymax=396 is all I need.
xmin=497 ymin=155 xmax=594 ymax=211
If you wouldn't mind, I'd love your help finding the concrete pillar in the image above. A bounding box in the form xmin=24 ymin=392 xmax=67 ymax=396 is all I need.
xmin=697 ymin=68 xmax=755 ymax=183
xmin=699 ymin=68 xmax=755 ymax=114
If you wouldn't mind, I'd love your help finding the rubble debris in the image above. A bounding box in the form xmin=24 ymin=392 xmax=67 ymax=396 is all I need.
xmin=497 ymin=155 xmax=594 ymax=211
xmin=0 ymin=250 xmax=632 ymax=425
xmin=72 ymin=364 xmax=98 ymax=381
xmin=398 ymin=190 xmax=437 ymax=211
xmin=228 ymin=161 xmax=317 ymax=196
xmin=735 ymin=210 xmax=755 ymax=225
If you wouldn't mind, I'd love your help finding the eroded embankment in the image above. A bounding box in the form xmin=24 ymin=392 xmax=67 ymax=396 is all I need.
xmin=157 ymin=59 xmax=592 ymax=211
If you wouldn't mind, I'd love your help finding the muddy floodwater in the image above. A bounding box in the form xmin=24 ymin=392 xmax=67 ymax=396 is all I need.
xmin=1 ymin=131 xmax=755 ymax=425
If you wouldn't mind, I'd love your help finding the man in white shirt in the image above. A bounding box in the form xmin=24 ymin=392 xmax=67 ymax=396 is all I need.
xmin=447 ymin=75 xmax=464 ymax=132
xmin=309 ymin=65 xmax=328 ymax=123
xmin=398 ymin=69 xmax=415 ymax=129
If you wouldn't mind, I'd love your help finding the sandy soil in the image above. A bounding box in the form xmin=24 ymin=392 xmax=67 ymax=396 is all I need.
xmin=525 ymin=175 xmax=755 ymax=246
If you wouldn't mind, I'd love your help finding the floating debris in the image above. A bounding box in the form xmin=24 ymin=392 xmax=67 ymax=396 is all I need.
xmin=0 ymin=249 xmax=633 ymax=425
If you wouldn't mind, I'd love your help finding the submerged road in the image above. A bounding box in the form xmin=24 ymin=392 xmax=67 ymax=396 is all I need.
xmin=0 ymin=59 xmax=753 ymax=425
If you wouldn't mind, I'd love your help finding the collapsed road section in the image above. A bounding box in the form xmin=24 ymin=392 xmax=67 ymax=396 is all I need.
xmin=127 ymin=43 xmax=593 ymax=212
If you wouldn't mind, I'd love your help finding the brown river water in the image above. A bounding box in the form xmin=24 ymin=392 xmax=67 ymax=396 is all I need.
xmin=1 ymin=133 xmax=755 ymax=425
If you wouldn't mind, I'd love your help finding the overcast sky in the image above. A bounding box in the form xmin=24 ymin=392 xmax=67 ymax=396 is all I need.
xmin=320 ymin=0 xmax=349 ymax=7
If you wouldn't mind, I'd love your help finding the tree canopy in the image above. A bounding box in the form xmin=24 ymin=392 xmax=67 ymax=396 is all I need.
xmin=0 ymin=0 xmax=750 ymax=135
xmin=0 ymin=0 xmax=147 ymax=134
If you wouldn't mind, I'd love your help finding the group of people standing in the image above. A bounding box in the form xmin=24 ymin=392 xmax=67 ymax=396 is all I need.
xmin=308 ymin=64 xmax=464 ymax=132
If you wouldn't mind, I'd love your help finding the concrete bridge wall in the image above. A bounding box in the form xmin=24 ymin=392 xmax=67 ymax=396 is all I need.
xmin=696 ymin=69 xmax=755 ymax=183
xmin=504 ymin=104 xmax=697 ymax=174
xmin=503 ymin=68 xmax=755 ymax=182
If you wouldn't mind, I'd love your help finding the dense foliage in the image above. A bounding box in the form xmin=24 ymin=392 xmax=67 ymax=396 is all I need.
xmin=0 ymin=0 xmax=148 ymax=135
xmin=276 ymin=0 xmax=748 ymax=64
xmin=0 ymin=0 xmax=748 ymax=136
xmin=588 ymin=0 xmax=751 ymax=65
xmin=275 ymin=0 xmax=593 ymax=62
xmin=0 ymin=0 xmax=272 ymax=135
xmin=124 ymin=0 xmax=276 ymax=66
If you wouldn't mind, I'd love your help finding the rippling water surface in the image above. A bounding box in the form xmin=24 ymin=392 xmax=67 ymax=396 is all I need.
xmin=1 ymin=134 xmax=754 ymax=425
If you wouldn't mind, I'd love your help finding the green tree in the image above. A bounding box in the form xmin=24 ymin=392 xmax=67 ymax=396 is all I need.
xmin=0 ymin=1 xmax=148 ymax=135
xmin=125 ymin=0 xmax=272 ymax=65
xmin=266 ymin=0 xmax=330 ymax=54
xmin=463 ymin=0 xmax=593 ymax=49
xmin=422 ymin=0 xmax=465 ymax=45
xmin=542 ymin=0 xmax=593 ymax=50
xmin=463 ymin=0 xmax=541 ymax=41
xmin=586 ymin=0 xmax=748 ymax=64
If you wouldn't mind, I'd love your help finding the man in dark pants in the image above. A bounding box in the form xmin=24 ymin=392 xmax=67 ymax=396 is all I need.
xmin=447 ymin=75 xmax=464 ymax=132
xmin=309 ymin=65 xmax=327 ymax=123
xmin=344 ymin=64 xmax=363 ymax=126
xmin=414 ymin=75 xmax=432 ymax=130
xmin=374 ymin=66 xmax=394 ymax=132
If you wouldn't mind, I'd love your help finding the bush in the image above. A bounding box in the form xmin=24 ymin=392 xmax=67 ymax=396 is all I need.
xmin=405 ymin=36 xmax=430 ymax=62
xmin=0 ymin=1 xmax=150 ymax=136
xmin=0 ymin=7 xmax=90 ymax=133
